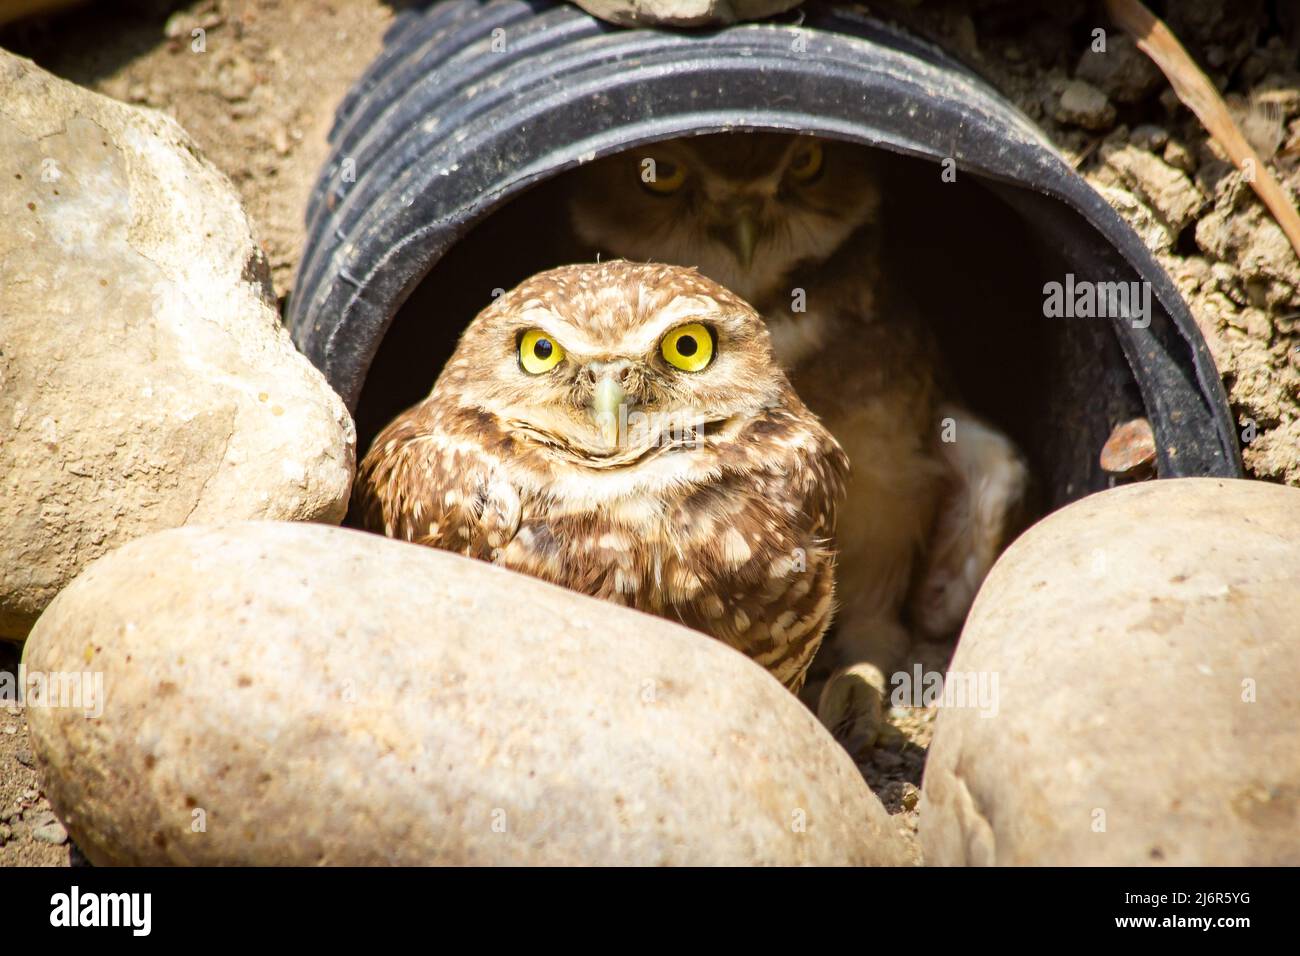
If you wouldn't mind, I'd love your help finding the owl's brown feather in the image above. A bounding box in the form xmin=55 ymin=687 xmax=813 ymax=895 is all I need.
xmin=354 ymin=261 xmax=848 ymax=691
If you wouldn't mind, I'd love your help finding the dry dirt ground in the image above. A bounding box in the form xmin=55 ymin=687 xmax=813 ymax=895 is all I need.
xmin=870 ymin=0 xmax=1300 ymax=483
xmin=0 ymin=641 xmax=84 ymax=865
xmin=1 ymin=0 xmax=1297 ymax=867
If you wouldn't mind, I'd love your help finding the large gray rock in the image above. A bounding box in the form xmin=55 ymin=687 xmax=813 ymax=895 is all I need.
xmin=24 ymin=521 xmax=911 ymax=866
xmin=921 ymin=478 xmax=1300 ymax=865
xmin=569 ymin=0 xmax=800 ymax=28
xmin=0 ymin=52 xmax=355 ymax=639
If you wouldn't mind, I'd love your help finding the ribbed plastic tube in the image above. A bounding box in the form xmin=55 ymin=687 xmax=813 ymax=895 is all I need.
xmin=288 ymin=0 xmax=1240 ymax=479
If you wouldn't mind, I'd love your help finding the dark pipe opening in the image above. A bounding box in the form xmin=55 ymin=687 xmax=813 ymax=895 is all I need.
xmin=355 ymin=139 xmax=1140 ymax=511
xmin=291 ymin=0 xmax=1242 ymax=517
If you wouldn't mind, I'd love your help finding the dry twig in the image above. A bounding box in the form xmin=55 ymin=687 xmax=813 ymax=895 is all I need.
xmin=1105 ymin=0 xmax=1300 ymax=260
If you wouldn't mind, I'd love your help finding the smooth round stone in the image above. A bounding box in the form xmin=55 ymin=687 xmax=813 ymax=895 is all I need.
xmin=24 ymin=522 xmax=910 ymax=865
xmin=920 ymin=478 xmax=1300 ymax=865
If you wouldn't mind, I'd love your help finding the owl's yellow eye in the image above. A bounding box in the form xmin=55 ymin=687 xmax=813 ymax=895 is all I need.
xmin=519 ymin=329 xmax=565 ymax=374
xmin=787 ymin=141 xmax=824 ymax=183
xmin=660 ymin=322 xmax=714 ymax=372
xmin=642 ymin=158 xmax=687 ymax=195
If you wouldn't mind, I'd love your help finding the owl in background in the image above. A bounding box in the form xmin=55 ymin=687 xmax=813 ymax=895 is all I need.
xmin=353 ymin=261 xmax=849 ymax=692
xmin=567 ymin=133 xmax=1032 ymax=751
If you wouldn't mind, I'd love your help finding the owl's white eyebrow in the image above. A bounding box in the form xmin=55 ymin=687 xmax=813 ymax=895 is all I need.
xmin=514 ymin=307 xmax=592 ymax=351
xmin=516 ymin=297 xmax=725 ymax=358
xmin=598 ymin=295 xmax=726 ymax=355
xmin=628 ymin=295 xmax=725 ymax=351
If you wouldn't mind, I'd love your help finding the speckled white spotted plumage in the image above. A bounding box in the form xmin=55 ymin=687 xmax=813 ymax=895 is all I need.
xmin=353 ymin=261 xmax=848 ymax=691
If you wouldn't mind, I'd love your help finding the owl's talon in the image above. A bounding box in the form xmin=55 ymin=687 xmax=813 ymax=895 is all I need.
xmin=817 ymin=662 xmax=887 ymax=757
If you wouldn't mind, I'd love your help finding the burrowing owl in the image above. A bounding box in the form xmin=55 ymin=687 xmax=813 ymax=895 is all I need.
xmin=353 ymin=261 xmax=849 ymax=691
xmin=568 ymin=134 xmax=1031 ymax=748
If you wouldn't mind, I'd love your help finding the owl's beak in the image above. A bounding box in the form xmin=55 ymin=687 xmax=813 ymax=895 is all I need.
xmin=729 ymin=214 xmax=757 ymax=269
xmin=591 ymin=372 xmax=627 ymax=449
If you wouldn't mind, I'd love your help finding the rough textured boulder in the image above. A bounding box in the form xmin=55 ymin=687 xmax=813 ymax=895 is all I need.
xmin=0 ymin=51 xmax=355 ymax=639
xmin=569 ymin=0 xmax=801 ymax=28
xmin=23 ymin=522 xmax=911 ymax=866
xmin=921 ymin=478 xmax=1300 ymax=865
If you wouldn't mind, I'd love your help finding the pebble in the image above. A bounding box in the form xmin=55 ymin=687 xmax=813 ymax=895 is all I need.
xmin=28 ymin=811 xmax=69 ymax=846
xmin=1099 ymin=418 xmax=1157 ymax=477
xmin=1052 ymin=79 xmax=1117 ymax=131
xmin=1129 ymin=124 xmax=1169 ymax=151
xmin=1163 ymin=139 xmax=1197 ymax=173
xmin=1075 ymin=34 xmax=1161 ymax=104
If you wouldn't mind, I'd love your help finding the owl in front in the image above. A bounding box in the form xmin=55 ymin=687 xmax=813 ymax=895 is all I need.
xmin=353 ymin=261 xmax=849 ymax=691
xmin=568 ymin=134 xmax=1031 ymax=748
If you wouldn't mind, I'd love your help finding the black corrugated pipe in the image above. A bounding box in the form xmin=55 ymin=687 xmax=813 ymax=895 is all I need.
xmin=288 ymin=0 xmax=1242 ymax=508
